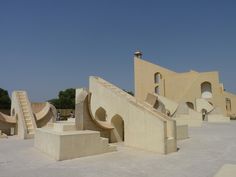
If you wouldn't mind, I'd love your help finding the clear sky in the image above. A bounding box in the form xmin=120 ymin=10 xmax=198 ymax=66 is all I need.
xmin=0 ymin=0 xmax=236 ymax=102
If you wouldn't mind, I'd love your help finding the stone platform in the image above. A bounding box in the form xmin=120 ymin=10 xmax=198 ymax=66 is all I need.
xmin=34 ymin=122 xmax=116 ymax=161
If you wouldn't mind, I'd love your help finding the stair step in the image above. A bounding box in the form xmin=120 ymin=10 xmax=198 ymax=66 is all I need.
xmin=27 ymin=127 xmax=33 ymax=130
xmin=24 ymin=116 xmax=32 ymax=119
xmin=25 ymin=122 xmax=32 ymax=125
xmin=26 ymin=122 xmax=33 ymax=125
xmin=27 ymin=126 xmax=33 ymax=130
xmin=20 ymin=101 xmax=27 ymax=105
xmin=25 ymin=119 xmax=32 ymax=123
xmin=28 ymin=129 xmax=34 ymax=134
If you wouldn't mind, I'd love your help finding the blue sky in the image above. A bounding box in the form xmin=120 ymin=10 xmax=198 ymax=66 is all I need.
xmin=0 ymin=0 xmax=236 ymax=101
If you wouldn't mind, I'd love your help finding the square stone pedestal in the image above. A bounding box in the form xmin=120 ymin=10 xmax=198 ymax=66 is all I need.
xmin=34 ymin=123 xmax=116 ymax=161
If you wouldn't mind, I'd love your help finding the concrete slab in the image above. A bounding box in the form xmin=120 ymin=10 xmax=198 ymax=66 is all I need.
xmin=1 ymin=122 xmax=236 ymax=177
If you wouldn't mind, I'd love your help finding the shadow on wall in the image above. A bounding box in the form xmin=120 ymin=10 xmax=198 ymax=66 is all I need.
xmin=110 ymin=114 xmax=124 ymax=143
xmin=95 ymin=107 xmax=107 ymax=121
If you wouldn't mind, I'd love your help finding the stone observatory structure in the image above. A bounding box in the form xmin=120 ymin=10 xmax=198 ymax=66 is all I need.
xmin=134 ymin=52 xmax=233 ymax=122
xmin=0 ymin=90 xmax=56 ymax=139
xmin=144 ymin=92 xmax=202 ymax=128
xmin=76 ymin=76 xmax=177 ymax=154
xmin=35 ymin=76 xmax=178 ymax=161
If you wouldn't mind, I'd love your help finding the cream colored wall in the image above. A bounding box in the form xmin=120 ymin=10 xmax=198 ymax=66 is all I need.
xmin=89 ymin=76 xmax=177 ymax=154
xmin=31 ymin=103 xmax=47 ymax=113
xmin=196 ymin=98 xmax=214 ymax=113
xmin=164 ymin=71 xmax=226 ymax=114
xmin=134 ymin=57 xmax=236 ymax=116
xmin=134 ymin=57 xmax=176 ymax=102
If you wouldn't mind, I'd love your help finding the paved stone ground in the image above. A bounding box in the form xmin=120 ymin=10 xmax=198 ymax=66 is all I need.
xmin=1 ymin=122 xmax=236 ymax=177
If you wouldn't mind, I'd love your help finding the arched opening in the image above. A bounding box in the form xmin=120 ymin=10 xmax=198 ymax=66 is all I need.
xmin=15 ymin=114 xmax=18 ymax=135
xmin=110 ymin=114 xmax=124 ymax=143
xmin=95 ymin=107 xmax=107 ymax=121
xmin=226 ymin=98 xmax=231 ymax=112
xmin=186 ymin=102 xmax=194 ymax=110
xmin=201 ymin=82 xmax=212 ymax=99
xmin=155 ymin=86 xmax=160 ymax=95
xmin=11 ymin=109 xmax=15 ymax=116
xmin=154 ymin=72 xmax=162 ymax=84
xmin=202 ymin=109 xmax=208 ymax=121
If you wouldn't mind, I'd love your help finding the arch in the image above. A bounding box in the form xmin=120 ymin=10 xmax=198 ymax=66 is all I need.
xmin=11 ymin=109 xmax=15 ymax=117
xmin=186 ymin=102 xmax=194 ymax=110
xmin=154 ymin=72 xmax=162 ymax=84
xmin=201 ymin=109 xmax=208 ymax=121
xmin=110 ymin=114 xmax=124 ymax=143
xmin=226 ymin=98 xmax=231 ymax=112
xmin=155 ymin=86 xmax=160 ymax=95
xmin=95 ymin=107 xmax=107 ymax=121
xmin=201 ymin=82 xmax=212 ymax=99
xmin=15 ymin=114 xmax=18 ymax=135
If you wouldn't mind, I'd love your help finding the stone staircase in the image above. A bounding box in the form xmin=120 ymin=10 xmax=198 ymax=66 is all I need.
xmin=16 ymin=91 xmax=35 ymax=137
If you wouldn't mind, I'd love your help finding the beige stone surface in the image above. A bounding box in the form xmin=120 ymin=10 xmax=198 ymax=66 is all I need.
xmin=89 ymin=76 xmax=177 ymax=154
xmin=53 ymin=122 xmax=76 ymax=131
xmin=214 ymin=164 xmax=236 ymax=177
xmin=32 ymin=102 xmax=56 ymax=128
xmin=176 ymin=124 xmax=188 ymax=140
xmin=11 ymin=91 xmax=37 ymax=139
xmin=208 ymin=115 xmax=231 ymax=123
xmin=0 ymin=91 xmax=56 ymax=139
xmin=144 ymin=93 xmax=202 ymax=127
xmin=134 ymin=57 xmax=236 ymax=119
xmin=34 ymin=123 xmax=116 ymax=161
xmin=75 ymin=88 xmax=112 ymax=140
xmin=0 ymin=130 xmax=8 ymax=138
xmin=157 ymin=94 xmax=179 ymax=116
xmin=196 ymin=98 xmax=214 ymax=113
xmin=0 ymin=112 xmax=16 ymax=135
xmin=1 ymin=122 xmax=236 ymax=177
